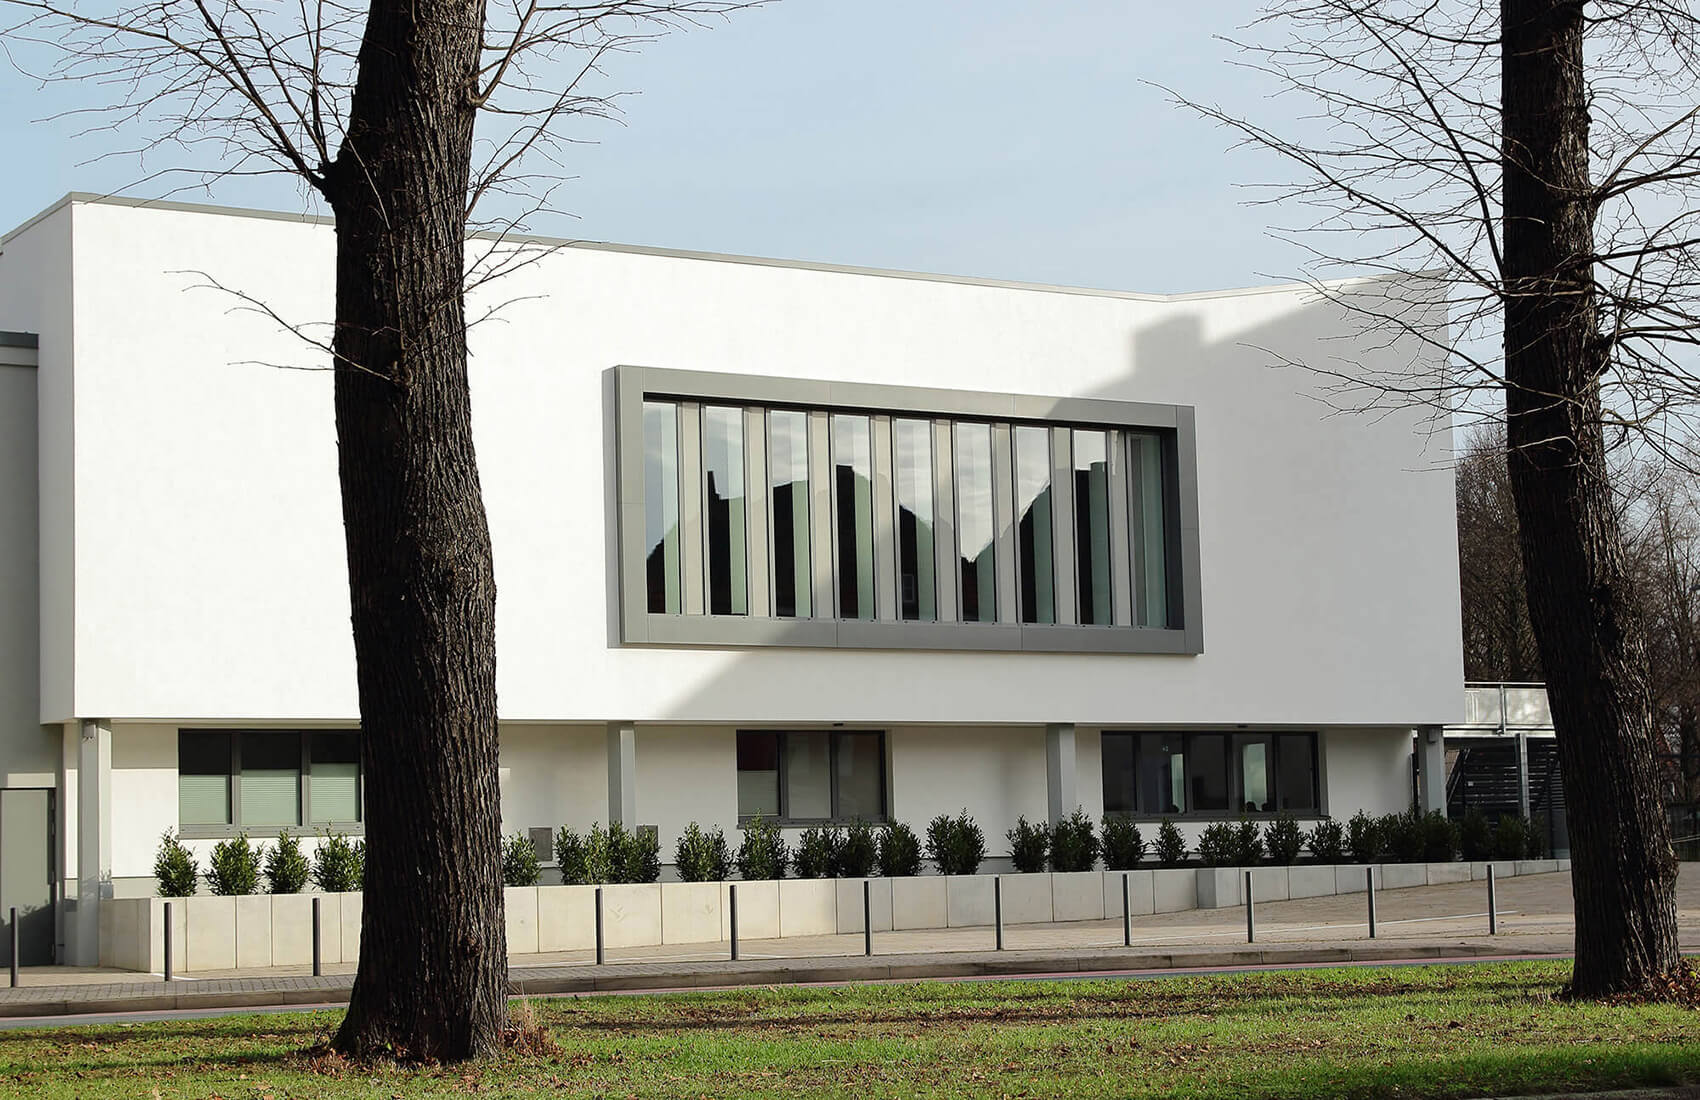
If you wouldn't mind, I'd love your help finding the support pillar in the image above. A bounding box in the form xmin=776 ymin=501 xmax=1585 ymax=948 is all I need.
xmin=607 ymin=722 xmax=636 ymax=826
xmin=1416 ymin=725 xmax=1446 ymax=815
xmin=1045 ymin=723 xmax=1077 ymax=824
xmin=71 ymin=719 xmax=111 ymax=966
xmin=1515 ymin=731 xmax=1531 ymax=819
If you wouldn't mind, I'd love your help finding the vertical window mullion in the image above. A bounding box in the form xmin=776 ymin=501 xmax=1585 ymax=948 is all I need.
xmin=1050 ymin=426 xmax=1077 ymax=626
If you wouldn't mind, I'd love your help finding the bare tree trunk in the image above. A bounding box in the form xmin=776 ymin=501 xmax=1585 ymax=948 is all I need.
xmin=325 ymin=0 xmax=507 ymax=1060
xmin=1501 ymin=0 xmax=1680 ymax=997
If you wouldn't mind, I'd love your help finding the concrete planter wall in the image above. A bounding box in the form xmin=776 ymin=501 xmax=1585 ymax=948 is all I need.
xmin=98 ymin=858 xmax=1572 ymax=973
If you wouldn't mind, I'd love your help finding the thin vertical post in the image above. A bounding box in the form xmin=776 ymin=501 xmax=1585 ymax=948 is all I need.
xmin=1121 ymin=872 xmax=1132 ymax=947
xmin=311 ymin=896 xmax=322 ymax=977
xmin=729 ymin=884 xmax=740 ymax=962
xmin=862 ymin=880 xmax=873 ymax=957
xmin=8 ymin=907 xmax=17 ymax=987
xmin=1366 ymin=867 xmax=1377 ymax=938
xmin=994 ymin=876 xmax=1004 ymax=951
xmin=595 ymin=886 xmax=606 ymax=965
xmin=1244 ymin=870 xmax=1255 ymax=943
xmin=1487 ymin=864 xmax=1498 ymax=935
xmin=163 ymin=901 xmax=173 ymax=982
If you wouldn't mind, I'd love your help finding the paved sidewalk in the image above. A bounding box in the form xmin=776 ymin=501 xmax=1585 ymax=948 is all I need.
xmin=1 ymin=871 xmax=1693 ymax=1021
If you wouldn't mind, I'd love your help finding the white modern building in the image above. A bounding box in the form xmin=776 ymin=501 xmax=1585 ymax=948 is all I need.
xmin=0 ymin=195 xmax=1464 ymax=965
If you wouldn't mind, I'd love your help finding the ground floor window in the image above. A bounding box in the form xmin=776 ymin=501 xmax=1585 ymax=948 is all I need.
xmin=1101 ymin=731 xmax=1319 ymax=817
xmin=177 ymin=729 xmax=362 ymax=833
xmin=736 ymin=730 xmax=887 ymax=822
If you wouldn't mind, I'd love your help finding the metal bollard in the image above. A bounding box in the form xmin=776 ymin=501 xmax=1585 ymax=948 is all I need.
xmin=1487 ymin=864 xmax=1498 ymax=935
xmin=994 ymin=876 xmax=1004 ymax=951
xmin=1245 ymin=870 xmax=1255 ymax=943
xmin=8 ymin=907 xmax=17 ymax=988
xmin=862 ymin=880 xmax=873 ymax=957
xmin=595 ymin=887 xmax=606 ymax=965
xmin=1366 ymin=867 xmax=1377 ymax=939
xmin=163 ymin=901 xmax=174 ymax=982
xmin=311 ymin=896 xmax=322 ymax=977
xmin=729 ymin=884 xmax=739 ymax=962
xmin=1121 ymin=872 xmax=1132 ymax=948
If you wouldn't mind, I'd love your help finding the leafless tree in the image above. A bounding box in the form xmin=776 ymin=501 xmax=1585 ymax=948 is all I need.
xmin=1456 ymin=426 xmax=1541 ymax=681
xmin=3 ymin=0 xmax=759 ymax=1060
xmin=1174 ymin=0 xmax=1700 ymax=996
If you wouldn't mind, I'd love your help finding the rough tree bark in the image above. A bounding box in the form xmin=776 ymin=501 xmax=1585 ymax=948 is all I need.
xmin=1500 ymin=0 xmax=1680 ymax=996
xmin=324 ymin=0 xmax=507 ymax=1059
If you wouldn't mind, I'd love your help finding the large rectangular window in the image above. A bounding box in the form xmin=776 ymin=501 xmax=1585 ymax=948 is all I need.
xmin=1073 ymin=429 xmax=1113 ymax=625
xmin=177 ymin=730 xmax=362 ymax=832
xmin=954 ymin=422 xmax=997 ymax=622
xmin=893 ymin=418 xmax=936 ymax=621
xmin=735 ymin=730 xmax=887 ymax=822
xmin=702 ymin=406 xmax=748 ymax=616
xmin=1014 ymin=425 xmax=1055 ymax=624
xmin=643 ymin=401 xmax=681 ymax=614
xmin=1102 ymin=731 xmax=1320 ymax=817
xmin=833 ymin=415 xmax=875 ymax=620
xmin=310 ymin=733 xmax=362 ymax=824
xmin=179 ymin=731 xmax=232 ymax=827
xmin=768 ymin=409 xmax=812 ymax=618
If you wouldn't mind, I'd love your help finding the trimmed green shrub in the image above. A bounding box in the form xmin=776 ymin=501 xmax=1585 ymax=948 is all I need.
xmin=1263 ymin=813 xmax=1304 ymax=865
xmin=736 ymin=816 xmax=789 ymax=881
xmin=1154 ymin=819 xmax=1187 ymax=867
xmin=1101 ymin=817 xmax=1145 ymax=870
xmin=877 ymin=821 xmax=922 ymax=877
xmin=311 ymin=831 xmax=362 ymax=893
xmin=1049 ymin=809 xmax=1101 ymax=872
xmin=264 ymin=829 xmax=310 ymax=894
xmin=154 ymin=831 xmax=198 ymax=898
xmin=1421 ymin=811 xmax=1460 ymax=862
xmin=207 ymin=833 xmax=260 ymax=896
xmin=1493 ymin=814 xmax=1533 ymax=860
xmin=1197 ymin=821 xmax=1238 ymax=867
xmin=836 ymin=820 xmax=879 ymax=878
xmin=1306 ymin=818 xmax=1346 ymax=864
xmin=555 ymin=825 xmax=611 ymax=885
xmin=502 ymin=833 xmax=541 ymax=887
xmin=611 ymin=822 xmax=661 ymax=884
xmin=1346 ymin=810 xmax=1382 ymax=863
xmin=1233 ymin=816 xmax=1265 ymax=866
xmin=1382 ymin=811 xmax=1425 ymax=863
xmin=1459 ymin=807 xmax=1494 ymax=861
xmin=1007 ymin=817 xmax=1051 ymax=874
xmin=925 ymin=811 xmax=985 ymax=876
xmin=352 ymin=840 xmax=366 ymax=890
xmin=793 ymin=826 xmax=841 ymax=879
xmin=673 ymin=823 xmax=732 ymax=882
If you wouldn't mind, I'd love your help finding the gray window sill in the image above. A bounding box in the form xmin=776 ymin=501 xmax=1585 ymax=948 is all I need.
xmin=176 ymin=822 xmax=365 ymax=840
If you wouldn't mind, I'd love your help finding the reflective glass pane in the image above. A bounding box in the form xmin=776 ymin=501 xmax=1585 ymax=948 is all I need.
xmin=736 ymin=732 xmax=780 ymax=817
xmin=894 ymin=419 xmax=936 ymax=621
xmin=239 ymin=732 xmax=300 ymax=827
xmin=1277 ymin=734 xmax=1318 ymax=811
xmin=1186 ymin=733 xmax=1228 ymax=813
xmin=1137 ymin=733 xmax=1186 ymax=816
xmin=310 ymin=732 xmax=361 ymax=823
xmin=954 ymin=422 xmax=997 ymax=622
xmin=834 ymin=733 xmax=885 ymax=820
xmin=1130 ymin=432 xmax=1169 ymax=628
xmin=768 ymin=410 xmax=812 ymax=618
xmin=833 ymin=415 xmax=875 ymax=620
xmin=703 ymin=406 xmax=748 ymax=616
xmin=1233 ymin=735 xmax=1272 ymax=814
xmin=1073 ymin=429 xmax=1113 ymax=625
xmin=179 ymin=730 xmax=232 ymax=826
xmin=1014 ymin=426 xmax=1055 ymax=624
xmin=1101 ymin=733 xmax=1136 ymax=814
xmin=642 ymin=402 xmax=681 ymax=614
xmin=785 ymin=732 xmax=832 ymax=819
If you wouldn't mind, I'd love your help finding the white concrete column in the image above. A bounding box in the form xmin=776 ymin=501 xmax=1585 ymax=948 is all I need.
xmin=1045 ymin=723 xmax=1077 ymax=824
xmin=70 ymin=719 xmax=111 ymax=966
xmin=1416 ymin=725 xmax=1446 ymax=815
xmin=607 ymin=722 xmax=636 ymax=825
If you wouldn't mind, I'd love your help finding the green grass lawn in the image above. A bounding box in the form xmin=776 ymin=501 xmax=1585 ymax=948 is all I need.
xmin=1 ymin=962 xmax=1698 ymax=1098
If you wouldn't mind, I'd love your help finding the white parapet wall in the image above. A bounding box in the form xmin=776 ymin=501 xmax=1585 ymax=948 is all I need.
xmin=99 ymin=859 xmax=1572 ymax=973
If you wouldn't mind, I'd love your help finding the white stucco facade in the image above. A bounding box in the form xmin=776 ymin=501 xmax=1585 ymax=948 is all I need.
xmin=0 ymin=195 xmax=1464 ymax=964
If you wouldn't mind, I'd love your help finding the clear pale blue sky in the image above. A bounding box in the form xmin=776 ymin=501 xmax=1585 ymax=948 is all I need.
xmin=0 ymin=1 xmax=1306 ymax=295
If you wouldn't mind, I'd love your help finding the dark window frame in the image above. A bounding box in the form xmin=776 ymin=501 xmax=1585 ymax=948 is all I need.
xmin=1101 ymin=730 xmax=1322 ymax=819
xmin=176 ymin=729 xmax=364 ymax=838
xmin=735 ymin=729 xmax=889 ymax=825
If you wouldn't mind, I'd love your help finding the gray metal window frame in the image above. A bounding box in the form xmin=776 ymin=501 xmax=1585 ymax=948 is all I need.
xmin=734 ymin=729 xmax=889 ymax=825
xmin=176 ymin=729 xmax=364 ymax=839
xmin=1100 ymin=730 xmax=1325 ymax=820
xmin=615 ymin=365 xmax=1203 ymax=654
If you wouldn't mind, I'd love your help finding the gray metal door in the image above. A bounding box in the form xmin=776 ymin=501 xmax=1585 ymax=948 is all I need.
xmin=0 ymin=788 xmax=55 ymax=966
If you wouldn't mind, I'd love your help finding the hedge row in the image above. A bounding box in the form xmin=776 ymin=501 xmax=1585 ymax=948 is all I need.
xmin=153 ymin=829 xmax=364 ymax=897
